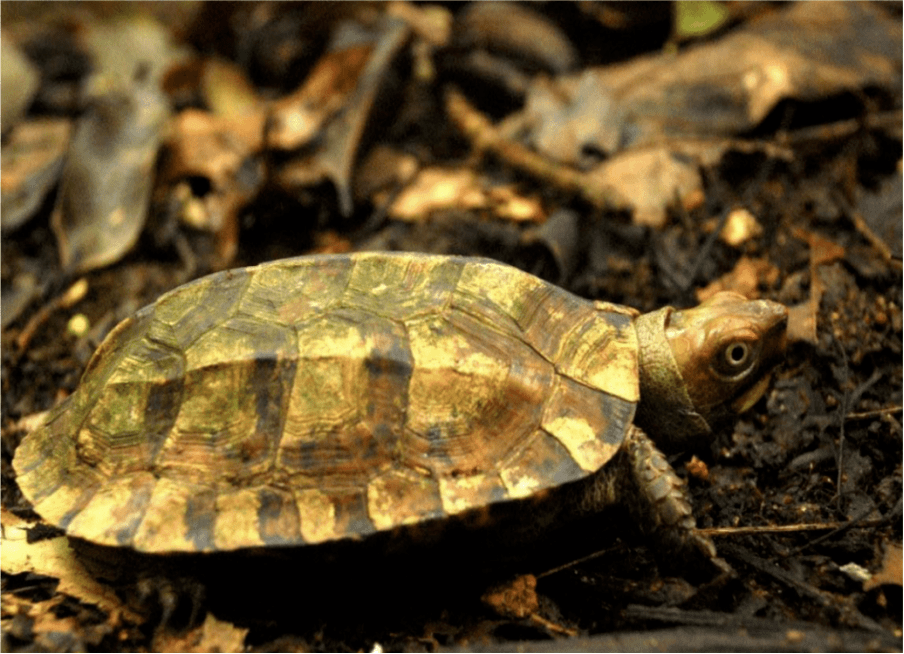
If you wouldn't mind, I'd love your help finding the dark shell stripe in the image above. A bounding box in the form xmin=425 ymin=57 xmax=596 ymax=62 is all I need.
xmin=15 ymin=253 xmax=639 ymax=553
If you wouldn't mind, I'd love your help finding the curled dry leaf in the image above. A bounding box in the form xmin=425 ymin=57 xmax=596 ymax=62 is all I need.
xmin=51 ymin=77 xmax=170 ymax=273
xmin=509 ymin=2 xmax=899 ymax=228
xmin=354 ymin=144 xmax=420 ymax=202
xmin=481 ymin=574 xmax=540 ymax=620
xmin=788 ymin=228 xmax=846 ymax=345
xmin=388 ymin=166 xmax=544 ymax=224
xmin=521 ymin=2 xmax=900 ymax=156
xmin=268 ymin=45 xmax=372 ymax=151
xmin=79 ymin=12 xmax=190 ymax=95
xmin=165 ymin=108 xmax=265 ymax=239
xmin=202 ymin=58 xmax=263 ymax=118
xmin=1 ymin=118 xmax=71 ymax=233
xmin=274 ymin=16 xmax=410 ymax=215
xmin=161 ymin=53 xmax=265 ymax=265
xmin=386 ymin=1 xmax=451 ymax=48
xmin=445 ymin=87 xmax=630 ymax=213
xmin=697 ymin=256 xmax=779 ymax=302
xmin=586 ymin=148 xmax=703 ymax=228
xmin=455 ymin=2 xmax=577 ymax=74
xmin=0 ymin=37 xmax=40 ymax=132
xmin=0 ymin=509 xmax=141 ymax=623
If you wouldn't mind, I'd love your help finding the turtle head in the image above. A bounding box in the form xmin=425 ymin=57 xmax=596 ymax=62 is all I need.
xmin=634 ymin=292 xmax=787 ymax=452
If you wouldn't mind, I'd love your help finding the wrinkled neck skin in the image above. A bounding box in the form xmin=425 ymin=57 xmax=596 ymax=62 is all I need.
xmin=634 ymin=306 xmax=711 ymax=452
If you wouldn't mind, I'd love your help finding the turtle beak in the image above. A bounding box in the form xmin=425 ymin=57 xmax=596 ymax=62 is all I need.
xmin=731 ymin=372 xmax=772 ymax=413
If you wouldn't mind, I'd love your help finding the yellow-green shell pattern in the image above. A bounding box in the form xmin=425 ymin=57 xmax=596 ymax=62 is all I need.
xmin=15 ymin=253 xmax=642 ymax=554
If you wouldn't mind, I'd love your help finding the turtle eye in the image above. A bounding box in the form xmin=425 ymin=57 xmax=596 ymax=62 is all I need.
xmin=724 ymin=342 xmax=750 ymax=370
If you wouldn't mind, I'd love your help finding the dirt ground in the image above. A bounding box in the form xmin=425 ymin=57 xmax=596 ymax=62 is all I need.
xmin=1 ymin=2 xmax=901 ymax=652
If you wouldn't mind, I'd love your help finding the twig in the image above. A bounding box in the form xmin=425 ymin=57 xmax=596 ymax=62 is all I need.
xmin=846 ymin=405 xmax=902 ymax=420
xmin=849 ymin=206 xmax=901 ymax=271
xmin=444 ymin=86 xmax=631 ymax=212
xmin=701 ymin=518 xmax=886 ymax=537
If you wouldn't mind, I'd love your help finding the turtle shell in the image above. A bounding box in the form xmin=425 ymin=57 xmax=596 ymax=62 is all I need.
xmin=15 ymin=253 xmax=640 ymax=554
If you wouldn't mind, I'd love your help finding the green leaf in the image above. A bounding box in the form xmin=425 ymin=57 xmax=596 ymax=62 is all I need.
xmin=674 ymin=1 xmax=729 ymax=39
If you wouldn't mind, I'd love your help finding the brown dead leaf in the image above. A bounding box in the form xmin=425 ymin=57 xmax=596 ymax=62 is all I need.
xmin=30 ymin=597 xmax=80 ymax=637
xmin=1 ymin=118 xmax=72 ymax=233
xmin=79 ymin=11 xmax=189 ymax=96
xmin=864 ymin=543 xmax=903 ymax=591
xmin=168 ymin=109 xmax=265 ymax=207
xmin=697 ymin=256 xmax=779 ymax=301
xmin=2 ymin=595 xmax=82 ymax=642
xmin=686 ymin=455 xmax=710 ymax=482
xmin=272 ymin=17 xmax=410 ymax=216
xmin=391 ymin=168 xmax=486 ymax=220
xmin=202 ymin=58 xmax=263 ymax=118
xmin=786 ymin=302 xmax=817 ymax=346
xmin=153 ymin=612 xmax=248 ymax=653
xmin=487 ymin=185 xmax=545 ymax=223
xmin=0 ymin=508 xmax=141 ymax=623
xmin=355 ymin=144 xmax=420 ymax=203
xmin=311 ymin=230 xmax=354 ymax=255
xmin=51 ymin=77 xmax=170 ymax=273
xmin=165 ymin=108 xmax=266 ymax=264
xmin=1 ymin=37 xmax=40 ymax=131
xmin=387 ymin=1 xmax=451 ymax=48
xmin=789 ymin=228 xmax=847 ymax=345
xmin=389 ymin=167 xmax=544 ymax=223
xmin=312 ymin=17 xmax=411 ymax=216
xmin=481 ymin=574 xmax=539 ymax=620
xmin=806 ymin=231 xmax=846 ymax=268
xmin=522 ymin=2 xmax=899 ymax=155
xmin=588 ymin=147 xmax=703 ymax=228
xmin=269 ymin=46 xmax=372 ymax=151
xmin=504 ymin=2 xmax=897 ymax=228
xmin=456 ymin=2 xmax=578 ymax=75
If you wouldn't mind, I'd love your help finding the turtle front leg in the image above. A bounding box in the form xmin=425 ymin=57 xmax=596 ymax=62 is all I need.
xmin=581 ymin=427 xmax=724 ymax=578
xmin=621 ymin=427 xmax=720 ymax=572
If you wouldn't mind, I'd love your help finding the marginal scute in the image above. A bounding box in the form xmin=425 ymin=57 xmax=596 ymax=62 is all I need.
xmin=258 ymin=487 xmax=302 ymax=546
xmin=31 ymin=467 xmax=99 ymax=531
xmin=367 ymin=467 xmax=444 ymax=531
xmin=214 ymin=487 xmax=266 ymax=550
xmin=328 ymin=489 xmax=376 ymax=539
xmin=439 ymin=471 xmax=508 ymax=515
xmin=294 ymin=487 xmax=337 ymax=544
xmin=14 ymin=253 xmax=640 ymax=553
xmin=183 ymin=484 xmax=217 ymax=551
xmin=131 ymin=476 xmax=211 ymax=552
xmin=66 ymin=471 xmax=155 ymax=547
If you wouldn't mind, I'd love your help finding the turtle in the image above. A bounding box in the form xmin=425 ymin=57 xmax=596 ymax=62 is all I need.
xmin=14 ymin=252 xmax=787 ymax=594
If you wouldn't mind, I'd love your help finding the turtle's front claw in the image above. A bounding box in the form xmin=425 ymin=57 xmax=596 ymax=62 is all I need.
xmin=624 ymin=428 xmax=732 ymax=581
xmin=653 ymin=524 xmax=728 ymax=582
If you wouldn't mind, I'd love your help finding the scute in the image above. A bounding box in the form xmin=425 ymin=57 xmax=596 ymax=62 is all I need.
xmin=14 ymin=253 xmax=640 ymax=554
